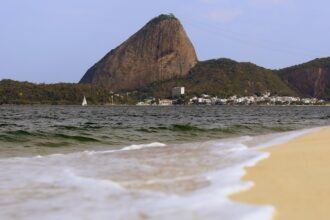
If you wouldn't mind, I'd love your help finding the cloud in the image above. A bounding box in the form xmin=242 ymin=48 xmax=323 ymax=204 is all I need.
xmin=204 ymin=9 xmax=241 ymax=22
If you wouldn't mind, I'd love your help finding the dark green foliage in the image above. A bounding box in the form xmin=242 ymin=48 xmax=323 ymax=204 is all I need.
xmin=135 ymin=59 xmax=298 ymax=99
xmin=0 ymin=80 xmax=137 ymax=105
xmin=278 ymin=57 xmax=330 ymax=74
xmin=146 ymin=14 xmax=177 ymax=26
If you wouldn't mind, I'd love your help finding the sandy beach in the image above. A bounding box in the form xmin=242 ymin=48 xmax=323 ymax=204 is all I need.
xmin=232 ymin=127 xmax=330 ymax=220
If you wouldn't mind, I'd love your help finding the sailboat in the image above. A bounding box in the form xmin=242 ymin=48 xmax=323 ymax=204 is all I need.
xmin=82 ymin=96 xmax=88 ymax=106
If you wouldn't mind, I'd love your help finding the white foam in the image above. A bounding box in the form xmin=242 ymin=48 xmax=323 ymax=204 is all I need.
xmin=78 ymin=142 xmax=167 ymax=156
xmin=194 ymin=141 xmax=274 ymax=220
xmin=0 ymin=128 xmax=319 ymax=220
xmin=198 ymin=128 xmax=319 ymax=220
xmin=121 ymin=142 xmax=167 ymax=151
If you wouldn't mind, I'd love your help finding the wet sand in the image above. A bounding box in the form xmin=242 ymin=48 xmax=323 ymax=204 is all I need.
xmin=232 ymin=127 xmax=330 ymax=220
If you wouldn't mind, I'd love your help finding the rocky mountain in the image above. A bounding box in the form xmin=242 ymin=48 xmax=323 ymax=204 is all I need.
xmin=80 ymin=14 xmax=197 ymax=91
xmin=136 ymin=59 xmax=298 ymax=99
xmin=79 ymin=14 xmax=330 ymax=101
xmin=278 ymin=58 xmax=330 ymax=100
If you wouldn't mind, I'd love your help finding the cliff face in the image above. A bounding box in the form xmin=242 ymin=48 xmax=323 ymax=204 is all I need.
xmin=282 ymin=68 xmax=330 ymax=99
xmin=279 ymin=58 xmax=330 ymax=100
xmin=80 ymin=14 xmax=198 ymax=91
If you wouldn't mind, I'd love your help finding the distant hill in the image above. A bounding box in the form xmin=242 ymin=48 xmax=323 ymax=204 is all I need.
xmin=0 ymin=80 xmax=136 ymax=105
xmin=4 ymin=56 xmax=330 ymax=105
xmin=277 ymin=57 xmax=330 ymax=100
xmin=80 ymin=14 xmax=197 ymax=91
xmin=2 ymin=55 xmax=330 ymax=105
xmin=135 ymin=59 xmax=298 ymax=99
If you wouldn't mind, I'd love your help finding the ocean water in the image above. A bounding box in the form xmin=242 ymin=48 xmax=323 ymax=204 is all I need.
xmin=0 ymin=105 xmax=330 ymax=220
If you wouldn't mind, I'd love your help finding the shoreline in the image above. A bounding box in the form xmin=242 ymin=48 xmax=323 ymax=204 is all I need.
xmin=0 ymin=127 xmax=317 ymax=220
xmin=0 ymin=123 xmax=329 ymax=219
xmin=231 ymin=126 xmax=330 ymax=220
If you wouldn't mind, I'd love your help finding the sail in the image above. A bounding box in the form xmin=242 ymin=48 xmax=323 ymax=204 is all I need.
xmin=82 ymin=96 xmax=87 ymax=106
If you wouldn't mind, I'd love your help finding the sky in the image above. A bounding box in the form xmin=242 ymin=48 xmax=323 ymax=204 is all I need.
xmin=0 ymin=0 xmax=329 ymax=83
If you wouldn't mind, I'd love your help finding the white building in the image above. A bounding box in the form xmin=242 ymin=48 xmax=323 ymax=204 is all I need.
xmin=172 ymin=87 xmax=185 ymax=98
xmin=159 ymin=99 xmax=173 ymax=106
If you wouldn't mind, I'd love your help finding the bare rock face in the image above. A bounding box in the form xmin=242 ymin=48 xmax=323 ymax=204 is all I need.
xmin=80 ymin=14 xmax=198 ymax=91
xmin=284 ymin=68 xmax=330 ymax=100
xmin=279 ymin=58 xmax=330 ymax=100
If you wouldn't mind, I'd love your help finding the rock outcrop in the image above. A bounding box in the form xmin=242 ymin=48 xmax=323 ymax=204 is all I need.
xmin=80 ymin=14 xmax=198 ymax=91
xmin=278 ymin=58 xmax=330 ymax=100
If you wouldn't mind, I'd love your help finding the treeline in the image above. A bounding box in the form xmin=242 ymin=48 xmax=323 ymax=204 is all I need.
xmin=0 ymin=80 xmax=136 ymax=105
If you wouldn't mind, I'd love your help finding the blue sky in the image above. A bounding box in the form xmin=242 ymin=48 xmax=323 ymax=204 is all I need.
xmin=0 ymin=0 xmax=329 ymax=83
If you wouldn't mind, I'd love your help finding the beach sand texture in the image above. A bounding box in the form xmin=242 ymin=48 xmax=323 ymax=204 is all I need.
xmin=232 ymin=127 xmax=330 ymax=220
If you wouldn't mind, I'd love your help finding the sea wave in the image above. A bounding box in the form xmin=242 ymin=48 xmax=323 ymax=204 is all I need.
xmin=0 ymin=128 xmax=319 ymax=220
xmin=121 ymin=142 xmax=167 ymax=151
xmin=137 ymin=123 xmax=294 ymax=134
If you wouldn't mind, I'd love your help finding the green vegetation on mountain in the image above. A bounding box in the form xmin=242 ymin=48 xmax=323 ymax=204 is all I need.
xmin=0 ymin=80 xmax=136 ymax=105
xmin=135 ymin=59 xmax=298 ymax=99
xmin=146 ymin=13 xmax=177 ymax=25
xmin=3 ymin=57 xmax=330 ymax=105
xmin=279 ymin=57 xmax=330 ymax=73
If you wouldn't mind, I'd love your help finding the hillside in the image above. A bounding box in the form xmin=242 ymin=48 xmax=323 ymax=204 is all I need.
xmin=0 ymin=80 xmax=136 ymax=105
xmin=278 ymin=57 xmax=330 ymax=100
xmin=80 ymin=14 xmax=197 ymax=91
xmin=3 ymin=57 xmax=330 ymax=105
xmin=135 ymin=59 xmax=298 ymax=99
